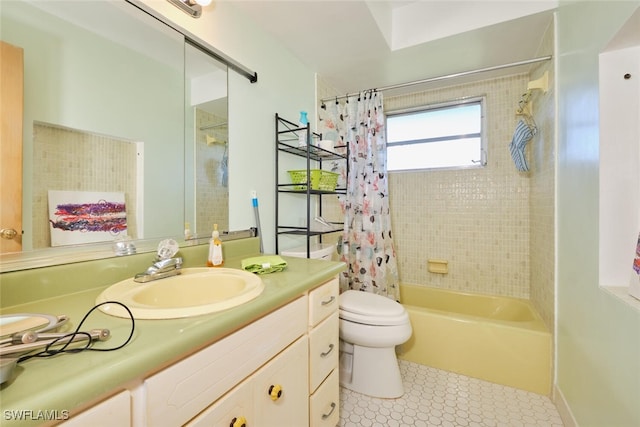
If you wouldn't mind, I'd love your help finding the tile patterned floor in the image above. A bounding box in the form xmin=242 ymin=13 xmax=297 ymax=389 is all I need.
xmin=338 ymin=360 xmax=564 ymax=427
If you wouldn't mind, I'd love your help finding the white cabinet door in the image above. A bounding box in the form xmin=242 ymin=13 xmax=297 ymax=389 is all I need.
xmin=253 ymin=336 xmax=309 ymax=426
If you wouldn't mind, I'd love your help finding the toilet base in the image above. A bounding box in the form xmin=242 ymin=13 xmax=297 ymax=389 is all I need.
xmin=339 ymin=342 xmax=404 ymax=399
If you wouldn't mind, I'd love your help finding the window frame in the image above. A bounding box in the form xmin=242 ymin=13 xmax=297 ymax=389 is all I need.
xmin=385 ymin=96 xmax=488 ymax=172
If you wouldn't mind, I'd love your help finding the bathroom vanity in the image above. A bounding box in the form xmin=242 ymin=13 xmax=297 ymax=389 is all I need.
xmin=0 ymin=240 xmax=344 ymax=427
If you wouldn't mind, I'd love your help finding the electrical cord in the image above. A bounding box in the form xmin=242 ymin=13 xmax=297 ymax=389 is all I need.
xmin=16 ymin=301 xmax=135 ymax=363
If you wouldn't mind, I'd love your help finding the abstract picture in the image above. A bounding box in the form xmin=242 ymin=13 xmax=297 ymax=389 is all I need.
xmin=631 ymin=232 xmax=640 ymax=301
xmin=48 ymin=190 xmax=127 ymax=246
xmin=634 ymin=233 xmax=640 ymax=276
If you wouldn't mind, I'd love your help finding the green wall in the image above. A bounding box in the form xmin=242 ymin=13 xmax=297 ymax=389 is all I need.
xmin=556 ymin=1 xmax=640 ymax=425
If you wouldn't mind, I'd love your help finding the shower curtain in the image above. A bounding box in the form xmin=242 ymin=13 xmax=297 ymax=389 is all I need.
xmin=319 ymin=91 xmax=400 ymax=301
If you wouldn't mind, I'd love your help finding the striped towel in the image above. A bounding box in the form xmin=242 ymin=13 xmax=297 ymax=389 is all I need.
xmin=509 ymin=120 xmax=537 ymax=172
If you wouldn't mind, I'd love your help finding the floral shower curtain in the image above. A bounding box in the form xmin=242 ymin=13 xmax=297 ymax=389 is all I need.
xmin=319 ymin=91 xmax=400 ymax=301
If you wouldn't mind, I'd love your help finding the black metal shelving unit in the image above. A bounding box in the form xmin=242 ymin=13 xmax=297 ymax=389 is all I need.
xmin=275 ymin=113 xmax=348 ymax=258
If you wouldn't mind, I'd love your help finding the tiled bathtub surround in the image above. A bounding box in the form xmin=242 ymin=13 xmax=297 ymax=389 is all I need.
xmin=385 ymin=75 xmax=533 ymax=300
xmin=527 ymin=20 xmax=556 ymax=334
xmin=316 ymin=18 xmax=556 ymax=336
xmin=383 ymin=21 xmax=556 ymax=333
xmin=318 ymin=74 xmax=553 ymax=310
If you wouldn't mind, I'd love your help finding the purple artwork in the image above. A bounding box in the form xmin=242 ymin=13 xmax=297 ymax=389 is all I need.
xmin=634 ymin=233 xmax=640 ymax=276
xmin=49 ymin=201 xmax=127 ymax=233
xmin=48 ymin=191 xmax=128 ymax=246
xmin=631 ymin=232 xmax=640 ymax=302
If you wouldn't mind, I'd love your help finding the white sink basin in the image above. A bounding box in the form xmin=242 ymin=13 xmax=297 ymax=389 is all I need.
xmin=96 ymin=268 xmax=264 ymax=319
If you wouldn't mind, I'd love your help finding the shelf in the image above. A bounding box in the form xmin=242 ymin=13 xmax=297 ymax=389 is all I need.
xmin=277 ymin=141 xmax=347 ymax=162
xmin=277 ymin=227 xmax=343 ymax=237
xmin=275 ymin=113 xmax=348 ymax=257
xmin=277 ymin=184 xmax=346 ymax=196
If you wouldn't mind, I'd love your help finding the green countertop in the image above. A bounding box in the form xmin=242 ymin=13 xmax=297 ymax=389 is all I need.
xmin=0 ymin=241 xmax=345 ymax=426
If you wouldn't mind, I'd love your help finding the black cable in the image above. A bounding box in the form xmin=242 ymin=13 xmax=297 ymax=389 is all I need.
xmin=16 ymin=301 xmax=135 ymax=363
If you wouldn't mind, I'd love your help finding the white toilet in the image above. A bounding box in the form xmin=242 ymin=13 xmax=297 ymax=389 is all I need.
xmin=338 ymin=290 xmax=413 ymax=398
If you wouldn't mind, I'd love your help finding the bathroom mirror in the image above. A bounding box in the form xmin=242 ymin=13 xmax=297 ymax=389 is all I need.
xmin=185 ymin=41 xmax=229 ymax=238
xmin=0 ymin=0 xmax=229 ymax=269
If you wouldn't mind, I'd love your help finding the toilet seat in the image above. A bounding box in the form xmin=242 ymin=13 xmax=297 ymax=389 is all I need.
xmin=339 ymin=290 xmax=409 ymax=326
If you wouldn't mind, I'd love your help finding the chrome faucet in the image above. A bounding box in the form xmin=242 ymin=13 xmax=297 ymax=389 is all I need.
xmin=134 ymin=239 xmax=182 ymax=283
xmin=134 ymin=257 xmax=183 ymax=283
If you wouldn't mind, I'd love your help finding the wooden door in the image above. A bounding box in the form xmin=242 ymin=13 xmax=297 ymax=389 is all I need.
xmin=0 ymin=41 xmax=23 ymax=253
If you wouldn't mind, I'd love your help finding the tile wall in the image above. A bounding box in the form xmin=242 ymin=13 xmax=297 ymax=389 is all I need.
xmin=317 ymin=57 xmax=555 ymax=330
xmin=528 ymin=19 xmax=556 ymax=333
xmin=31 ymin=123 xmax=138 ymax=248
xmin=195 ymin=108 xmax=229 ymax=234
xmin=385 ymin=75 xmax=532 ymax=299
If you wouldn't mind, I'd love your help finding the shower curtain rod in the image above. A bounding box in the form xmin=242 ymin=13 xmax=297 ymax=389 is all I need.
xmin=321 ymin=55 xmax=552 ymax=103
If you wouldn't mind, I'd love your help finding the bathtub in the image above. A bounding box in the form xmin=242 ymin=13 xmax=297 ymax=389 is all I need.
xmin=398 ymin=283 xmax=552 ymax=395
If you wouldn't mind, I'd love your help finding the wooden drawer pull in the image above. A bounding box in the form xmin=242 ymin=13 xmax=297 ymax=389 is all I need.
xmin=320 ymin=343 xmax=335 ymax=358
xmin=321 ymin=402 xmax=337 ymax=420
xmin=321 ymin=295 xmax=336 ymax=306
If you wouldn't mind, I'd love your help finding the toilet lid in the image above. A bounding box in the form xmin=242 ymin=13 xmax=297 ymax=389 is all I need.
xmin=339 ymin=290 xmax=409 ymax=326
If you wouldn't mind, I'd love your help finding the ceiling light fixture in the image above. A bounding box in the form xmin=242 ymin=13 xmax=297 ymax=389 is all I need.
xmin=167 ymin=0 xmax=211 ymax=18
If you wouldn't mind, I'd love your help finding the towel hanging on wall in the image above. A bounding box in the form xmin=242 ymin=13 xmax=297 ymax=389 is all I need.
xmin=509 ymin=119 xmax=537 ymax=172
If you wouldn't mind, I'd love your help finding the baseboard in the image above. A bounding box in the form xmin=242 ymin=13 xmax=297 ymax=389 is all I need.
xmin=553 ymin=385 xmax=578 ymax=427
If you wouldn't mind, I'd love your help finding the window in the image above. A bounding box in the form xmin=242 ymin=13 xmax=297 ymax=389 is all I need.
xmin=386 ymin=97 xmax=486 ymax=171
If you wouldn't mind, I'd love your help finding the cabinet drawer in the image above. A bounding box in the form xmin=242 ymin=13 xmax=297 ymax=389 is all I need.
xmin=145 ymin=297 xmax=307 ymax=427
xmin=309 ymin=312 xmax=339 ymax=393
xmin=308 ymin=277 xmax=339 ymax=327
xmin=60 ymin=390 xmax=130 ymax=427
xmin=309 ymin=369 xmax=339 ymax=427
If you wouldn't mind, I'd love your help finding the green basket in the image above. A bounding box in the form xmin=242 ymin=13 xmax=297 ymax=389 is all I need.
xmin=288 ymin=169 xmax=339 ymax=191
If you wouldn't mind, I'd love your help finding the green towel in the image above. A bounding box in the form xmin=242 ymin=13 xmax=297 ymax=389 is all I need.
xmin=241 ymin=255 xmax=288 ymax=274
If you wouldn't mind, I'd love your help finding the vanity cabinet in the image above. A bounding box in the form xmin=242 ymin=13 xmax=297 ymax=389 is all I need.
xmin=57 ymin=276 xmax=340 ymax=427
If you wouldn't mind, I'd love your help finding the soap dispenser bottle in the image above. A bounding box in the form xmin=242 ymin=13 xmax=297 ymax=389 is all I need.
xmin=298 ymin=111 xmax=308 ymax=147
xmin=207 ymin=224 xmax=224 ymax=267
